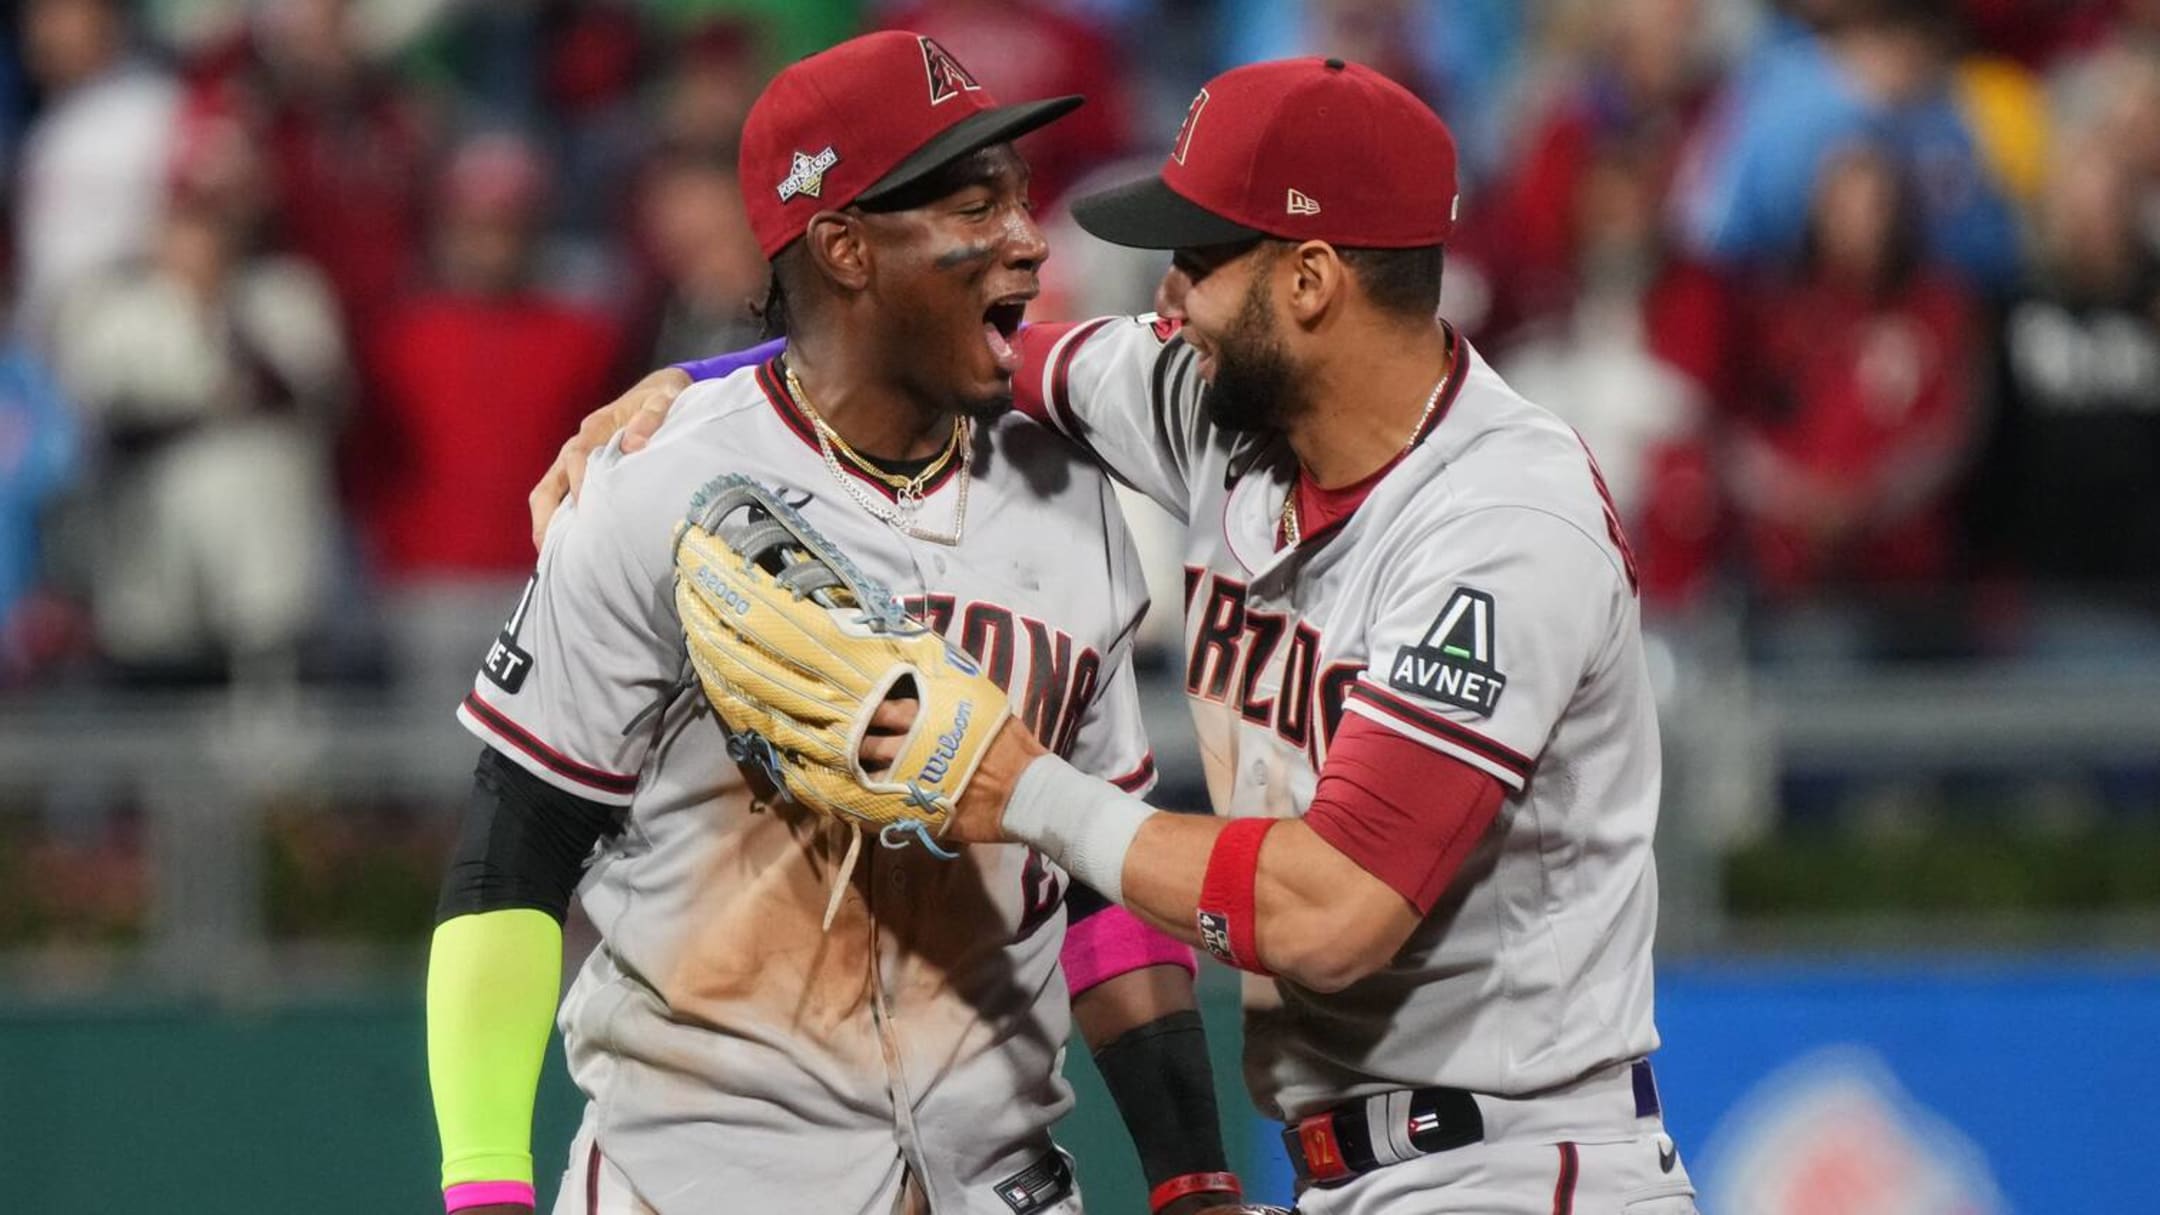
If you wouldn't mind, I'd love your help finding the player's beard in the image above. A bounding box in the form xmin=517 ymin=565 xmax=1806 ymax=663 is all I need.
xmin=956 ymin=389 xmax=1016 ymax=423
xmin=1201 ymin=273 xmax=1308 ymax=434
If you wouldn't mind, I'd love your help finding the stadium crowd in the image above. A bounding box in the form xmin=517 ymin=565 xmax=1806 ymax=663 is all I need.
xmin=0 ymin=0 xmax=2156 ymax=695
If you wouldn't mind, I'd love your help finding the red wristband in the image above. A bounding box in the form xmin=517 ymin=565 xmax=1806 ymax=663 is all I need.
xmin=1196 ymin=817 xmax=1277 ymax=974
xmin=1149 ymin=1170 xmax=1242 ymax=1213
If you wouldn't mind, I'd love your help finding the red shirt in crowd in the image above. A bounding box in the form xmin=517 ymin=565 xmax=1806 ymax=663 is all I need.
xmin=1736 ymin=273 xmax=1978 ymax=596
xmin=361 ymin=294 xmax=620 ymax=580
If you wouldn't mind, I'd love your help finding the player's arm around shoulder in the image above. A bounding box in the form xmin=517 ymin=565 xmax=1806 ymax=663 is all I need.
xmin=528 ymin=356 xmax=774 ymax=549
xmin=545 ymin=381 xmax=754 ymax=591
xmin=1010 ymin=313 xmax=1218 ymax=523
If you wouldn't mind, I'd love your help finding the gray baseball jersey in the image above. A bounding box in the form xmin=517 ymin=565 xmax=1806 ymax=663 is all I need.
xmin=1020 ymin=317 xmax=1663 ymax=1123
xmin=458 ymin=357 xmax=1155 ymax=1215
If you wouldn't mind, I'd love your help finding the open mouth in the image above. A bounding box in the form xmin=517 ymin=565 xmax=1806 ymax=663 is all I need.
xmin=981 ymin=295 xmax=1031 ymax=375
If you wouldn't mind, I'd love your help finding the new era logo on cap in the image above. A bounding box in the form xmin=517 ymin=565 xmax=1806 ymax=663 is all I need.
xmin=1286 ymin=188 xmax=1320 ymax=216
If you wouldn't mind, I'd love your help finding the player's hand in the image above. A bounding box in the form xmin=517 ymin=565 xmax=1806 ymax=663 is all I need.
xmin=858 ymin=700 xmax=1045 ymax=846
xmin=528 ymin=366 xmax=693 ymax=550
xmin=859 ymin=696 xmax=918 ymax=779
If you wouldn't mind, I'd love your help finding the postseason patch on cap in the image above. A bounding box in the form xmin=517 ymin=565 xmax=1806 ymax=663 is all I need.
xmin=777 ymin=146 xmax=839 ymax=202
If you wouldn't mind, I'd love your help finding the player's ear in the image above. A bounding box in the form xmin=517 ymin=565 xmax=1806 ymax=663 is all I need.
xmin=1285 ymin=240 xmax=1346 ymax=328
xmin=803 ymin=211 xmax=872 ymax=293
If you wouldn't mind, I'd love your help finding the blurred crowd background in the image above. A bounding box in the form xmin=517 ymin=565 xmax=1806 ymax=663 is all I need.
xmin=0 ymin=1 xmax=2157 ymax=1211
xmin=0 ymin=0 xmax=2155 ymax=694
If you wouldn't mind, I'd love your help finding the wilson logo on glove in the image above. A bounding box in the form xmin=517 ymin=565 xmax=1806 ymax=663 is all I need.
xmin=671 ymin=474 xmax=1012 ymax=861
xmin=918 ymin=700 xmax=974 ymax=785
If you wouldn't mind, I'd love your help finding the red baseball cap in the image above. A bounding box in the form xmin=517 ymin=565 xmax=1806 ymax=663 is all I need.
xmin=1072 ymin=57 xmax=1458 ymax=250
xmin=738 ymin=30 xmax=1082 ymax=258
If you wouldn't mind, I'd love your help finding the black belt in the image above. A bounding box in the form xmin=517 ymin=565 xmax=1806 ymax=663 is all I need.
xmin=1282 ymin=1060 xmax=1662 ymax=1188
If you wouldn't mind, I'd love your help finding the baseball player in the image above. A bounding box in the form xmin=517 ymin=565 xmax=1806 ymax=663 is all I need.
xmin=547 ymin=57 xmax=1698 ymax=1215
xmin=427 ymin=33 xmax=1260 ymax=1215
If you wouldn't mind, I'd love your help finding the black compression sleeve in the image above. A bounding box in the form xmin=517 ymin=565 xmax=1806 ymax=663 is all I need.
xmin=1092 ymin=1009 xmax=1230 ymax=1188
xmin=435 ymin=749 xmax=622 ymax=924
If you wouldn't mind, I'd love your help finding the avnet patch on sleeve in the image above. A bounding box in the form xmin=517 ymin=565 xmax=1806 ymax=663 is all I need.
xmin=480 ymin=575 xmax=539 ymax=693
xmin=1388 ymin=586 xmax=1506 ymax=717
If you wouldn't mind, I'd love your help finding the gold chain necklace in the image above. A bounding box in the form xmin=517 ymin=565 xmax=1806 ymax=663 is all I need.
xmin=1279 ymin=372 xmax=1448 ymax=550
xmin=785 ymin=363 xmax=972 ymax=546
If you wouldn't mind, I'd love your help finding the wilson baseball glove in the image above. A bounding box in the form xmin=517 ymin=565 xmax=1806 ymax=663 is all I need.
xmin=672 ymin=474 xmax=1010 ymax=852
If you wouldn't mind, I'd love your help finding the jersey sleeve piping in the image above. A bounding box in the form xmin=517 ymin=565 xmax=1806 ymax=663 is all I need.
xmin=1046 ymin=318 xmax=1119 ymax=465
xmin=1106 ymin=752 xmax=1157 ymax=794
xmin=1343 ymin=681 xmax=1533 ymax=790
xmin=458 ymin=691 xmax=640 ymax=804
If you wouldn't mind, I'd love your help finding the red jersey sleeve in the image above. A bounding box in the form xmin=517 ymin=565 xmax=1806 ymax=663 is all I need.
xmin=1302 ymin=713 xmax=1507 ymax=915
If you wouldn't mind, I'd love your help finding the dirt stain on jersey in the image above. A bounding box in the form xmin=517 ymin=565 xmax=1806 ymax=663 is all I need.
xmin=661 ymin=806 xmax=881 ymax=1053
xmin=661 ymin=804 xmax=1061 ymax=1074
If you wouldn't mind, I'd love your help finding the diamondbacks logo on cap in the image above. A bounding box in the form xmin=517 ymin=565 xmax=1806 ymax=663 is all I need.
xmin=1171 ymin=87 xmax=1210 ymax=165
xmin=1286 ymin=188 xmax=1321 ymax=216
xmin=920 ymin=36 xmax=982 ymax=106
xmin=777 ymin=146 xmax=840 ymax=202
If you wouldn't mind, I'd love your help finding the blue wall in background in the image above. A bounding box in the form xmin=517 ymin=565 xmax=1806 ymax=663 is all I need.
xmin=1655 ymin=958 xmax=2160 ymax=1212
xmin=1242 ymin=958 xmax=2160 ymax=1211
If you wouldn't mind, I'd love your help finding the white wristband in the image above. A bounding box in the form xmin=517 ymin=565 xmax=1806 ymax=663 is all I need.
xmin=1000 ymin=755 xmax=1154 ymax=904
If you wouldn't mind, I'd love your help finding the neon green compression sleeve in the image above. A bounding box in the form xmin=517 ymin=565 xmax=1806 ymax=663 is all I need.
xmin=427 ymin=908 xmax=562 ymax=1195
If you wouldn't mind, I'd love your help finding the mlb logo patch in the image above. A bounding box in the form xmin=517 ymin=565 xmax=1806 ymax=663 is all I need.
xmin=992 ymin=1148 xmax=1075 ymax=1214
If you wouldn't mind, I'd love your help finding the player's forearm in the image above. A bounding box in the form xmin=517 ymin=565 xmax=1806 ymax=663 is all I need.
xmin=1121 ymin=813 xmax=1405 ymax=990
xmin=1069 ymin=964 xmax=1246 ymax=1213
xmin=427 ymin=909 xmax=562 ymax=1210
xmin=997 ymin=754 xmax=1407 ymax=991
xmin=429 ymin=754 xmax=614 ymax=1211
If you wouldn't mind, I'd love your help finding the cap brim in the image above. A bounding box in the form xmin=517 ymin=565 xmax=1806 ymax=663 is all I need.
xmin=1069 ymin=174 xmax=1265 ymax=250
xmin=858 ymin=95 xmax=1085 ymax=204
